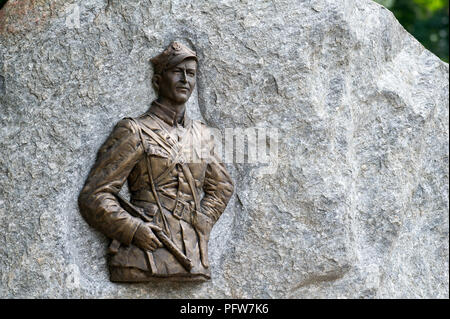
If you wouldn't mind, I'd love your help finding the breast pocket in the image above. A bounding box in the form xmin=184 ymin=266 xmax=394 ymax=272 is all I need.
xmin=146 ymin=143 xmax=170 ymax=158
xmin=145 ymin=143 xmax=172 ymax=179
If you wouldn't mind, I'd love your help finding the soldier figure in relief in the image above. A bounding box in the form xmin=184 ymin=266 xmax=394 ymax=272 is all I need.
xmin=78 ymin=41 xmax=234 ymax=282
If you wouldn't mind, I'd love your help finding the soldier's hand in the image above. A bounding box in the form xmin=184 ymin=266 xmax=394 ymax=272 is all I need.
xmin=132 ymin=223 xmax=163 ymax=251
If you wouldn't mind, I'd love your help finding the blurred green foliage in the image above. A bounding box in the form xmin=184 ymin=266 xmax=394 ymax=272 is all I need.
xmin=375 ymin=0 xmax=449 ymax=62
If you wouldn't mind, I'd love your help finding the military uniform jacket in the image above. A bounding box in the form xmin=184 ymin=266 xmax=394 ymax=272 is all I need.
xmin=78 ymin=102 xmax=234 ymax=282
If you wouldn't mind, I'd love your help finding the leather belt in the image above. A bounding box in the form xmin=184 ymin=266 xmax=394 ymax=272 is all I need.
xmin=132 ymin=190 xmax=194 ymax=224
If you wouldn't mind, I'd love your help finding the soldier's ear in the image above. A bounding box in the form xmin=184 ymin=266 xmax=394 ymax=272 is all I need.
xmin=152 ymin=74 xmax=161 ymax=92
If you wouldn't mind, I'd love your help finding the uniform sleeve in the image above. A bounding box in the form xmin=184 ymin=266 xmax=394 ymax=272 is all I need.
xmin=78 ymin=118 xmax=144 ymax=245
xmin=200 ymin=137 xmax=234 ymax=223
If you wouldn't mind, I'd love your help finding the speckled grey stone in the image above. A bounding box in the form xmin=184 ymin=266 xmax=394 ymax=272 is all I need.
xmin=0 ymin=0 xmax=448 ymax=298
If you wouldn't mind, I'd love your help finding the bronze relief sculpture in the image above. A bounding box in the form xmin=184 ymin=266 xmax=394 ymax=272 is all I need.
xmin=78 ymin=42 xmax=234 ymax=282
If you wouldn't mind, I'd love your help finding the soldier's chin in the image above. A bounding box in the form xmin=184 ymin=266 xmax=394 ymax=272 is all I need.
xmin=174 ymin=92 xmax=191 ymax=103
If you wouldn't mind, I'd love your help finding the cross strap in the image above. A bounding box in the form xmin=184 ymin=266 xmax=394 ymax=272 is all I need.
xmin=139 ymin=122 xmax=173 ymax=155
xmin=138 ymin=123 xmax=179 ymax=185
xmin=130 ymin=116 xmax=201 ymax=216
xmin=139 ymin=115 xmax=194 ymax=185
xmin=127 ymin=118 xmax=171 ymax=238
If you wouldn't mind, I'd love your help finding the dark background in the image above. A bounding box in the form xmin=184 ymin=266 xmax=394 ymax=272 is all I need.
xmin=0 ymin=0 xmax=448 ymax=62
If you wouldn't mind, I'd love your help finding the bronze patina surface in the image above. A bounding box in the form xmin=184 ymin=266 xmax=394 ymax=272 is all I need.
xmin=78 ymin=42 xmax=234 ymax=282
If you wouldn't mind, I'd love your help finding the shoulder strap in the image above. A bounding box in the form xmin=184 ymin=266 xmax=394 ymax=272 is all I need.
xmin=128 ymin=117 xmax=171 ymax=237
xmin=139 ymin=123 xmax=173 ymax=155
xmin=134 ymin=118 xmax=178 ymax=185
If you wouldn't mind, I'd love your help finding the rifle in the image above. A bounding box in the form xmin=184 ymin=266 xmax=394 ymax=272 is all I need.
xmin=111 ymin=193 xmax=194 ymax=272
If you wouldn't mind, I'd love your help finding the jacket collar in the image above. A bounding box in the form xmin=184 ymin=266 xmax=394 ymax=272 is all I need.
xmin=149 ymin=100 xmax=186 ymax=127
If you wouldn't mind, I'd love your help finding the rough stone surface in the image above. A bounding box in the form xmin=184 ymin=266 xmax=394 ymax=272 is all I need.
xmin=0 ymin=0 xmax=448 ymax=298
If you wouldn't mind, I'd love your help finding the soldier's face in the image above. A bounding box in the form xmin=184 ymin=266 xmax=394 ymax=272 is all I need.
xmin=158 ymin=59 xmax=197 ymax=105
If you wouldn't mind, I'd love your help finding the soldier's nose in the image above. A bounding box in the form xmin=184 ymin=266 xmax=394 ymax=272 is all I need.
xmin=181 ymin=70 xmax=187 ymax=82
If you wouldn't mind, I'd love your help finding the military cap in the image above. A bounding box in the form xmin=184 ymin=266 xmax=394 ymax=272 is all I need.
xmin=151 ymin=41 xmax=198 ymax=75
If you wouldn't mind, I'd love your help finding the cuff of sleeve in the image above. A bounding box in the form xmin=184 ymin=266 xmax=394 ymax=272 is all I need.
xmin=120 ymin=218 xmax=142 ymax=246
xmin=199 ymin=206 xmax=218 ymax=223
